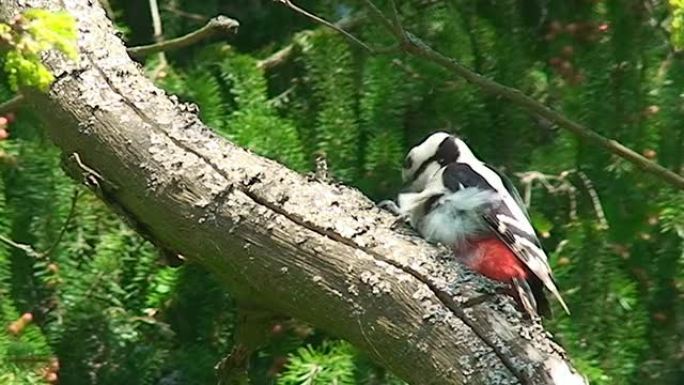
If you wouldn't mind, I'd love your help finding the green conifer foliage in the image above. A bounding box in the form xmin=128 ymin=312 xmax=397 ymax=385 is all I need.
xmin=278 ymin=341 xmax=356 ymax=385
xmin=301 ymin=32 xmax=360 ymax=181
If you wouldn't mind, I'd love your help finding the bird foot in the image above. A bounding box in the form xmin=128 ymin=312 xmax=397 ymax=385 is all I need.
xmin=377 ymin=200 xmax=410 ymax=230
xmin=377 ymin=199 xmax=402 ymax=215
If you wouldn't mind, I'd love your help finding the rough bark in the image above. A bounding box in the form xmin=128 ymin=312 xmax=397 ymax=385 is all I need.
xmin=0 ymin=1 xmax=587 ymax=385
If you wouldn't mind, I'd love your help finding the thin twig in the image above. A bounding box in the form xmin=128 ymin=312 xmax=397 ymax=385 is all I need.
xmin=149 ymin=0 xmax=164 ymax=45
xmin=388 ymin=0 xmax=408 ymax=43
xmin=257 ymin=16 xmax=362 ymax=70
xmin=258 ymin=44 xmax=295 ymax=70
xmin=0 ymin=94 xmax=25 ymax=115
xmin=568 ymin=186 xmax=578 ymax=221
xmin=127 ymin=15 xmax=239 ymax=58
xmin=0 ymin=235 xmax=42 ymax=258
xmin=361 ymin=0 xmax=395 ymax=34
xmin=70 ymin=152 xmax=104 ymax=181
xmin=0 ymin=189 xmax=81 ymax=259
xmin=161 ymin=5 xmax=208 ymax=22
xmin=575 ymin=171 xmax=609 ymax=229
xmin=517 ymin=169 xmax=610 ymax=226
xmin=276 ymin=0 xmax=374 ymax=53
xmin=290 ymin=0 xmax=684 ymax=190
xmin=43 ymin=189 xmax=81 ymax=257
xmin=147 ymin=0 xmax=168 ymax=78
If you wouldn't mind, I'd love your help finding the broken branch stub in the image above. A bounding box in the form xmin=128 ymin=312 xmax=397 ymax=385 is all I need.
xmin=0 ymin=1 xmax=586 ymax=385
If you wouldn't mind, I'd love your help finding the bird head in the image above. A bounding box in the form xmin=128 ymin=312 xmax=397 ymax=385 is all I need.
xmin=402 ymin=131 xmax=477 ymax=191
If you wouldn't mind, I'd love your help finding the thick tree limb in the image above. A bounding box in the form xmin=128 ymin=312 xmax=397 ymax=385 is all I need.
xmin=0 ymin=1 xmax=586 ymax=385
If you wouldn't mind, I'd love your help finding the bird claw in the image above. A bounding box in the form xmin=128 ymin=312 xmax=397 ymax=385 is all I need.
xmin=390 ymin=215 xmax=410 ymax=230
xmin=377 ymin=200 xmax=410 ymax=230
xmin=377 ymin=199 xmax=402 ymax=215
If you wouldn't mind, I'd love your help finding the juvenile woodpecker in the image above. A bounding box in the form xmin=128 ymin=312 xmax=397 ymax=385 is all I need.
xmin=384 ymin=132 xmax=569 ymax=318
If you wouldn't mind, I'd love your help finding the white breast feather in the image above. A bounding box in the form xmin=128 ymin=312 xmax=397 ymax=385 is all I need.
xmin=419 ymin=188 xmax=498 ymax=246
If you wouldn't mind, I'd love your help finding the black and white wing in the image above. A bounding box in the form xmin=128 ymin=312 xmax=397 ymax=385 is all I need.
xmin=442 ymin=162 xmax=570 ymax=315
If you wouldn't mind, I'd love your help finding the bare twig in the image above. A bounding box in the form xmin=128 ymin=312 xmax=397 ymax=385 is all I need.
xmin=258 ymin=16 xmax=362 ymax=70
xmin=517 ymin=170 xmax=610 ymax=227
xmin=43 ymin=189 xmax=81 ymax=257
xmin=388 ymin=0 xmax=409 ymax=43
xmin=149 ymin=0 xmax=164 ymax=45
xmin=285 ymin=0 xmax=684 ymax=190
xmin=0 ymin=188 xmax=81 ymax=259
xmin=0 ymin=94 xmax=25 ymax=115
xmin=258 ymin=44 xmax=296 ymax=70
xmin=0 ymin=235 xmax=42 ymax=258
xmin=575 ymin=171 xmax=609 ymax=229
xmin=361 ymin=0 xmax=395 ymax=33
xmin=314 ymin=153 xmax=330 ymax=182
xmin=525 ymin=170 xmax=577 ymax=220
xmin=161 ymin=5 xmax=208 ymax=22
xmin=147 ymin=0 xmax=168 ymax=78
xmin=127 ymin=16 xmax=239 ymax=59
xmin=276 ymin=0 xmax=374 ymax=53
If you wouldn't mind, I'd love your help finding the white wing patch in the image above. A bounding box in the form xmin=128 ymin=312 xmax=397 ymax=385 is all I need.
xmin=513 ymin=236 xmax=550 ymax=272
xmin=513 ymin=235 xmax=570 ymax=314
xmin=496 ymin=214 xmax=536 ymax=236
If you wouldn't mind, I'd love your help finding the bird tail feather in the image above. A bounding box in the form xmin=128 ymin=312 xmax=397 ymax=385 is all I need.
xmin=544 ymin=277 xmax=571 ymax=315
xmin=511 ymin=278 xmax=538 ymax=319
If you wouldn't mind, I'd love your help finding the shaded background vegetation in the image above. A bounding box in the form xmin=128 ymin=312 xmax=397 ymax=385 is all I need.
xmin=1 ymin=0 xmax=683 ymax=384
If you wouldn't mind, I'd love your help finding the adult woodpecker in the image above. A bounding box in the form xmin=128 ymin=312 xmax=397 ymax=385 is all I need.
xmin=381 ymin=132 xmax=569 ymax=318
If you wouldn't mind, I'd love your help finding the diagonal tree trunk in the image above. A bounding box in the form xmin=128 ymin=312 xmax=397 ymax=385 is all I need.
xmin=0 ymin=1 xmax=587 ymax=384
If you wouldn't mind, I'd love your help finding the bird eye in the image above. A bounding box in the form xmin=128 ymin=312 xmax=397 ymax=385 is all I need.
xmin=403 ymin=156 xmax=413 ymax=169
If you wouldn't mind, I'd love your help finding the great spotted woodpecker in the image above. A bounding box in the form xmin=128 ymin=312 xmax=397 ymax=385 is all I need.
xmin=381 ymin=132 xmax=569 ymax=318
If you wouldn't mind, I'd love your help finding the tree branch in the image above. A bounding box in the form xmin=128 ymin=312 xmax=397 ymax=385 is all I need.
xmin=0 ymin=94 xmax=25 ymax=115
xmin=399 ymin=36 xmax=684 ymax=189
xmin=126 ymin=15 xmax=239 ymax=58
xmin=0 ymin=189 xmax=80 ymax=259
xmin=257 ymin=15 xmax=362 ymax=70
xmin=43 ymin=188 xmax=81 ymax=257
xmin=0 ymin=235 xmax=42 ymax=259
xmin=0 ymin=1 xmax=586 ymax=385
xmin=276 ymin=0 xmax=373 ymax=53
xmin=161 ymin=5 xmax=208 ymax=22
xmin=287 ymin=0 xmax=684 ymax=190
